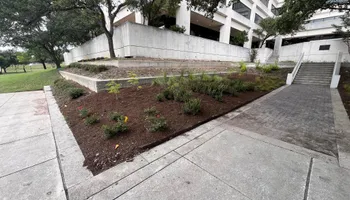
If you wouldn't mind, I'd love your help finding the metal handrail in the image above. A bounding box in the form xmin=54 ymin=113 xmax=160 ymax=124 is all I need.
xmin=291 ymin=53 xmax=305 ymax=79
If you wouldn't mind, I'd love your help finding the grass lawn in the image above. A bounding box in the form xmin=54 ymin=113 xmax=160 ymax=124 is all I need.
xmin=0 ymin=67 xmax=61 ymax=93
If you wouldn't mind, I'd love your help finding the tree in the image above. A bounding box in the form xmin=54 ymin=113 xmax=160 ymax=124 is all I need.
xmin=230 ymin=31 xmax=248 ymax=46
xmin=28 ymin=47 xmax=52 ymax=70
xmin=276 ymin=0 xmax=350 ymax=35
xmin=0 ymin=51 xmax=18 ymax=74
xmin=255 ymin=18 xmax=278 ymax=48
xmin=334 ymin=13 xmax=350 ymax=53
xmin=0 ymin=0 xmax=102 ymax=68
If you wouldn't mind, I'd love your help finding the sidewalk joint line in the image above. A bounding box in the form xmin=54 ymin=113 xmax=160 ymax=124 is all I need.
xmin=303 ymin=158 xmax=313 ymax=200
xmin=0 ymin=132 xmax=50 ymax=146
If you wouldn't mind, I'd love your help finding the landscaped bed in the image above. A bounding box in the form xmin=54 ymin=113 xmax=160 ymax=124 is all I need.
xmin=339 ymin=67 xmax=350 ymax=118
xmin=53 ymin=72 xmax=285 ymax=175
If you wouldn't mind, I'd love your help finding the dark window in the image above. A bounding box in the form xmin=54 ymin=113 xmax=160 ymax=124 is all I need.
xmin=271 ymin=5 xmax=279 ymax=15
xmin=260 ymin=0 xmax=269 ymax=7
xmin=232 ymin=1 xmax=251 ymax=19
xmin=319 ymin=45 xmax=331 ymax=50
xmin=255 ymin=14 xmax=263 ymax=24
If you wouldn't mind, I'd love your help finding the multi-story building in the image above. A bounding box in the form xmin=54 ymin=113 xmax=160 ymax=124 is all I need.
xmin=64 ymin=0 xmax=348 ymax=64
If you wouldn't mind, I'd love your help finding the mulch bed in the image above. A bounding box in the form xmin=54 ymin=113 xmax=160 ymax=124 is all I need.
xmin=55 ymin=74 xmax=272 ymax=175
xmin=339 ymin=67 xmax=350 ymax=118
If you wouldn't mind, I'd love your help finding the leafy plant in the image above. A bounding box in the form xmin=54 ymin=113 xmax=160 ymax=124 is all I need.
xmin=78 ymin=108 xmax=90 ymax=118
xmin=183 ymin=98 xmax=201 ymax=115
xmin=344 ymin=84 xmax=350 ymax=94
xmin=102 ymin=121 xmax=128 ymax=139
xmin=239 ymin=62 xmax=247 ymax=73
xmin=156 ymin=93 xmax=165 ymax=102
xmin=250 ymin=49 xmax=258 ymax=62
xmin=109 ymin=112 xmax=125 ymax=122
xmin=168 ymin=25 xmax=186 ymax=33
xmin=68 ymin=88 xmax=84 ymax=99
xmin=144 ymin=106 xmax=159 ymax=116
xmin=127 ymin=71 xmax=141 ymax=89
xmin=146 ymin=116 xmax=168 ymax=132
xmin=106 ymin=81 xmax=121 ymax=100
xmin=84 ymin=115 xmax=100 ymax=125
xmin=255 ymin=77 xmax=284 ymax=91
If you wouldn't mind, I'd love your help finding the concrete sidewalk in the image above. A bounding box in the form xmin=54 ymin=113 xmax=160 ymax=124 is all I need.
xmin=0 ymin=91 xmax=66 ymax=200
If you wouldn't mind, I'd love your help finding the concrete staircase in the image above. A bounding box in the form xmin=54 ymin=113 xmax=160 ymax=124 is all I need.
xmin=293 ymin=63 xmax=334 ymax=86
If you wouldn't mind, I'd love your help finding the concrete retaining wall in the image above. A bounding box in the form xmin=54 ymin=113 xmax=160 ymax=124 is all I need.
xmin=59 ymin=71 xmax=231 ymax=93
xmin=279 ymin=38 xmax=350 ymax=63
xmin=64 ymin=22 xmax=251 ymax=65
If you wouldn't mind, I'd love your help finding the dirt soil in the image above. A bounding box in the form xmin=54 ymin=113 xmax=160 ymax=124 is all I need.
xmin=55 ymin=74 xmax=271 ymax=175
xmin=64 ymin=65 xmax=293 ymax=80
xmin=339 ymin=67 xmax=350 ymax=118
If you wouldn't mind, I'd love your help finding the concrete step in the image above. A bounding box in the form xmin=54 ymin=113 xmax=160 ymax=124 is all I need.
xmin=295 ymin=77 xmax=332 ymax=81
xmin=296 ymin=72 xmax=333 ymax=75
xmin=293 ymin=82 xmax=330 ymax=86
xmin=293 ymin=80 xmax=331 ymax=85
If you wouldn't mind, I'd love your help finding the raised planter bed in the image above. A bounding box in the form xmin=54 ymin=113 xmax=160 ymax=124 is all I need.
xmin=53 ymin=73 xmax=284 ymax=175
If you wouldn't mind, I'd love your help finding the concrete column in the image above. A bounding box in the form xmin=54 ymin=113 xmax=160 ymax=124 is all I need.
xmin=273 ymin=35 xmax=283 ymax=56
xmin=250 ymin=3 xmax=257 ymax=23
xmin=176 ymin=0 xmax=191 ymax=35
xmin=244 ymin=29 xmax=253 ymax=49
xmin=219 ymin=2 xmax=232 ymax=44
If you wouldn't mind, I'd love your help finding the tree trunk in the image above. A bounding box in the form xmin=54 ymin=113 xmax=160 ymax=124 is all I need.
xmin=106 ymin=32 xmax=116 ymax=58
xmin=23 ymin=65 xmax=26 ymax=73
xmin=41 ymin=60 xmax=47 ymax=69
xmin=0 ymin=67 xmax=2 ymax=74
xmin=54 ymin=59 xmax=61 ymax=69
xmin=3 ymin=67 xmax=6 ymax=73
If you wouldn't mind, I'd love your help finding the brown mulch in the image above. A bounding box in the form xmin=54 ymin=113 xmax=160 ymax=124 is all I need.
xmin=55 ymin=74 xmax=272 ymax=175
xmin=339 ymin=67 xmax=350 ymax=118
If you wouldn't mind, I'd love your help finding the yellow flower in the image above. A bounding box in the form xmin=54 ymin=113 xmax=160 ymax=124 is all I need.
xmin=124 ymin=116 xmax=128 ymax=123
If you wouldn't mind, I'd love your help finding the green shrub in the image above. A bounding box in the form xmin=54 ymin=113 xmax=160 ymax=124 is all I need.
xmin=144 ymin=106 xmax=159 ymax=116
xmin=168 ymin=25 xmax=186 ymax=33
xmin=68 ymin=63 xmax=108 ymax=73
xmin=109 ymin=112 xmax=125 ymax=122
xmin=106 ymin=81 xmax=121 ymax=100
xmin=239 ymin=62 xmax=247 ymax=73
xmin=84 ymin=115 xmax=100 ymax=125
xmin=54 ymin=79 xmax=74 ymax=89
xmin=146 ymin=116 xmax=168 ymax=132
xmin=257 ymin=63 xmax=280 ymax=73
xmin=183 ymin=98 xmax=201 ymax=115
xmin=68 ymin=88 xmax=84 ymax=99
xmin=79 ymin=108 xmax=90 ymax=118
xmin=344 ymin=84 xmax=350 ymax=94
xmin=127 ymin=71 xmax=141 ymax=89
xmin=255 ymin=77 xmax=284 ymax=91
xmin=156 ymin=93 xmax=165 ymax=102
xmin=102 ymin=121 xmax=128 ymax=139
xmin=250 ymin=49 xmax=258 ymax=62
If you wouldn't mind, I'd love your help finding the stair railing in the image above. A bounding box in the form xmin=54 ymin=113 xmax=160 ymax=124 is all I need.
xmin=286 ymin=53 xmax=304 ymax=85
xmin=330 ymin=51 xmax=343 ymax=88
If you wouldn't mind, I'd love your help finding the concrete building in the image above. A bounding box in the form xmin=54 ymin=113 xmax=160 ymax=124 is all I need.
xmin=64 ymin=0 xmax=349 ymax=64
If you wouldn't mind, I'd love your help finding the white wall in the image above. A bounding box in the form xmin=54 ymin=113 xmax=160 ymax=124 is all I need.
xmin=64 ymin=22 xmax=250 ymax=65
xmin=279 ymin=38 xmax=350 ymax=63
xmin=256 ymin=48 xmax=273 ymax=63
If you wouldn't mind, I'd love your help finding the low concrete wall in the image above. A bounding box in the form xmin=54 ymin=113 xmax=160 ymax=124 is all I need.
xmin=82 ymin=59 xmax=237 ymax=68
xmin=60 ymin=71 xmax=231 ymax=93
xmin=256 ymin=48 xmax=274 ymax=63
xmin=64 ymin=22 xmax=250 ymax=65
xmin=279 ymin=38 xmax=350 ymax=63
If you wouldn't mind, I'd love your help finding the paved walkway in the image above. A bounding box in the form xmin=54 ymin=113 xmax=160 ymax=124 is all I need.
xmin=1 ymin=85 xmax=350 ymax=200
xmin=0 ymin=91 xmax=66 ymax=200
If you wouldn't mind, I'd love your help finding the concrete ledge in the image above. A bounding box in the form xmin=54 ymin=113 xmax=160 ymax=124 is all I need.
xmin=331 ymin=89 xmax=350 ymax=170
xmin=44 ymin=86 xmax=93 ymax=190
xmin=60 ymin=71 xmax=231 ymax=93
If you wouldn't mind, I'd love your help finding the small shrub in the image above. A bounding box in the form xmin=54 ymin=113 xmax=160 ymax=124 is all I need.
xmin=250 ymin=49 xmax=258 ymax=62
xmin=106 ymin=81 xmax=121 ymax=100
xmin=168 ymin=25 xmax=186 ymax=33
xmin=183 ymin=98 xmax=201 ymax=115
xmin=146 ymin=116 xmax=168 ymax=132
xmin=127 ymin=71 xmax=141 ymax=89
xmin=102 ymin=121 xmax=128 ymax=139
xmin=255 ymin=77 xmax=284 ymax=91
xmin=144 ymin=106 xmax=159 ymax=116
xmin=84 ymin=115 xmax=100 ymax=125
xmin=344 ymin=84 xmax=350 ymax=94
xmin=68 ymin=88 xmax=84 ymax=99
xmin=156 ymin=93 xmax=165 ymax=102
xmin=239 ymin=61 xmax=247 ymax=73
xmin=168 ymin=83 xmax=192 ymax=102
xmin=109 ymin=112 xmax=125 ymax=122
xmin=68 ymin=63 xmax=108 ymax=73
xmin=79 ymin=108 xmax=90 ymax=118
xmin=257 ymin=63 xmax=280 ymax=73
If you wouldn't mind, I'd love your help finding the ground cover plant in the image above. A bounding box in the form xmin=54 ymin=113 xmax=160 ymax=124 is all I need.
xmin=53 ymin=72 xmax=285 ymax=175
xmin=339 ymin=67 xmax=350 ymax=118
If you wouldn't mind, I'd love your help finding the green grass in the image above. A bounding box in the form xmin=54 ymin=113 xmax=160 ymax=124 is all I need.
xmin=0 ymin=68 xmax=61 ymax=93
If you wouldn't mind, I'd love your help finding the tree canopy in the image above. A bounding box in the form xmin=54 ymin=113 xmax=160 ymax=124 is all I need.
xmin=255 ymin=17 xmax=278 ymax=47
xmin=276 ymin=0 xmax=350 ymax=34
